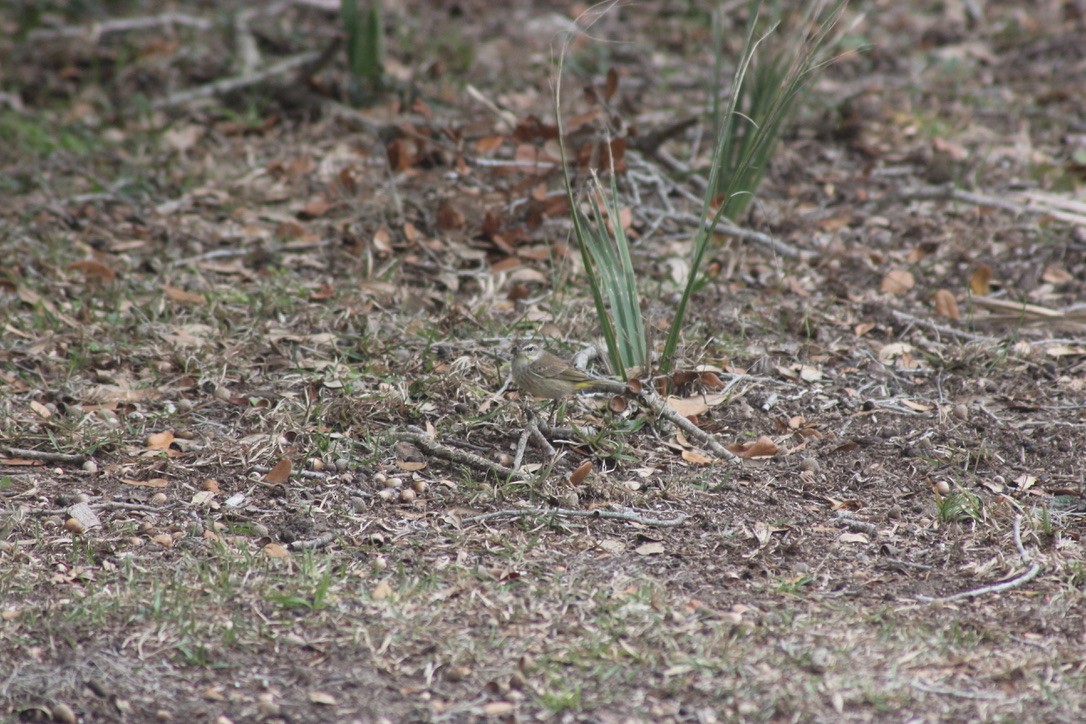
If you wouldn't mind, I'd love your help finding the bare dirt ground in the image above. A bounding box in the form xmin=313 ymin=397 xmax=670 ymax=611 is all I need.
xmin=2 ymin=1 xmax=1086 ymax=721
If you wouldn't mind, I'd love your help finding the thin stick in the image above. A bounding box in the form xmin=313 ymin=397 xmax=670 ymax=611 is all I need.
xmin=402 ymin=428 xmax=526 ymax=482
xmin=152 ymin=51 xmax=322 ymax=110
xmin=1 ymin=446 xmax=87 ymax=465
xmin=919 ymin=515 xmax=1042 ymax=603
xmin=290 ymin=532 xmax=337 ymax=550
xmin=526 ymin=415 xmax=556 ymax=458
xmin=465 ymin=507 xmax=689 ymax=527
xmin=638 ymin=385 xmax=740 ymax=462
xmin=511 ymin=428 xmax=530 ymax=473
xmin=28 ymin=12 xmax=213 ymax=41
xmin=890 ymin=310 xmax=1000 ymax=344
xmin=836 ymin=511 xmax=879 ymax=535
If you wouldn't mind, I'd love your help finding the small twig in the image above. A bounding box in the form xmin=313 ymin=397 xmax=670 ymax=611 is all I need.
xmin=911 ymin=679 xmax=1012 ymax=702
xmin=290 ymin=532 xmax=337 ymax=550
xmin=905 ymin=184 xmax=1034 ymax=218
xmin=1 ymin=446 xmax=87 ymax=465
xmin=890 ymin=310 xmax=1000 ymax=344
xmin=526 ymin=414 xmax=556 ymax=458
xmin=30 ymin=501 xmax=163 ymax=516
xmin=919 ymin=514 xmax=1042 ymax=603
xmin=512 ymin=427 xmax=530 ymax=473
xmin=251 ymin=465 xmax=330 ymax=481
xmin=885 ymin=558 xmax=934 ymax=571
xmin=464 ymin=507 xmax=689 ymax=527
xmin=152 ymin=51 xmax=322 ymax=110
xmin=669 ymin=211 xmax=811 ymax=261
xmin=402 ymin=428 xmax=526 ymax=482
xmin=835 ymin=511 xmax=879 ymax=535
xmin=28 ymin=12 xmax=213 ymax=41
xmin=638 ymin=385 xmax=740 ymax=462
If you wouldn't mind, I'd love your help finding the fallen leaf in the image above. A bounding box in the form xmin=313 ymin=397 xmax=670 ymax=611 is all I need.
xmin=122 ymin=478 xmax=169 ymax=489
xmin=308 ymin=691 xmax=337 ymax=706
xmin=1043 ymin=265 xmax=1073 ymax=284
xmin=436 ymin=201 xmax=466 ymax=230
xmin=300 ymin=196 xmax=331 ymax=218
xmin=264 ymin=457 xmax=292 ymax=485
xmin=933 ymin=289 xmax=960 ymax=319
xmin=569 ymin=460 xmax=593 ymax=485
xmin=681 ymin=449 xmax=713 ymax=465
xmin=880 ymin=269 xmax=914 ymax=295
xmin=474 ymin=135 xmax=503 ymax=154
xmin=635 ymin=542 xmax=665 ymax=556
xmin=878 ymin=342 xmax=914 ymax=365
xmin=726 ymin=436 xmax=779 ymax=460
xmin=146 ymin=430 xmax=175 ymax=450
xmin=263 ymin=543 xmax=291 ymax=559
xmin=668 ymin=395 xmax=708 ymax=417
xmin=971 ymin=264 xmax=992 ymax=295
xmin=67 ymin=503 xmax=101 ymax=531
xmin=839 ymin=532 xmax=869 ymax=544
xmin=599 ymin=539 xmax=625 ymax=554
xmin=372 ymin=579 xmax=393 ymax=600
xmin=164 ymin=286 xmax=206 ymax=304
xmin=68 ymin=259 xmax=117 ymax=281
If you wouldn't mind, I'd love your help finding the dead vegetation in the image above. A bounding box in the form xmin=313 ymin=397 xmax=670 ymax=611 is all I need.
xmin=2 ymin=1 xmax=1086 ymax=721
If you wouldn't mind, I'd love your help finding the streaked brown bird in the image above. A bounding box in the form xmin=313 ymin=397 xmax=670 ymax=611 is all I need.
xmin=511 ymin=342 xmax=627 ymax=399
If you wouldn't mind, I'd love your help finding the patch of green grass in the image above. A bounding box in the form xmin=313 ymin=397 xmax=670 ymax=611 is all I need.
xmin=934 ymin=489 xmax=983 ymax=524
xmin=0 ymin=111 xmax=98 ymax=162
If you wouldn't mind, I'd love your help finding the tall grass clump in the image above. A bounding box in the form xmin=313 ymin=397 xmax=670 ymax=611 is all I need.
xmin=556 ymin=1 xmax=850 ymax=380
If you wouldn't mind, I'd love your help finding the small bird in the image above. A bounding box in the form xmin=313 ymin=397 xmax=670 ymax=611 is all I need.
xmin=511 ymin=342 xmax=627 ymax=399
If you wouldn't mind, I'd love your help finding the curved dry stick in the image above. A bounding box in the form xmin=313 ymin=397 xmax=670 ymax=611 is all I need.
xmin=465 ymin=507 xmax=689 ymax=527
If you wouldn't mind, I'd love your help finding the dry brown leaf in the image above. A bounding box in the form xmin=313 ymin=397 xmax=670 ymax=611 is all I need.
xmin=164 ymin=286 xmax=205 ymax=304
xmin=29 ymin=400 xmax=51 ymax=419
xmin=300 ymin=196 xmax=331 ymax=218
xmin=635 ymin=541 xmax=665 ymax=556
xmin=372 ymin=579 xmax=392 ymax=600
xmin=699 ymin=371 xmax=724 ymax=389
xmin=839 ymin=532 xmax=870 ymax=544
xmin=726 ymin=436 xmax=779 ymax=460
xmin=436 ymin=201 xmax=466 ymax=230
xmin=971 ymin=264 xmax=993 ymax=295
xmin=146 ymin=430 xmax=175 ymax=450
xmin=122 ymin=478 xmax=169 ymax=488
xmin=263 ymin=543 xmax=291 ymax=559
xmin=308 ymin=691 xmax=337 ymax=706
xmin=880 ymin=269 xmax=914 ymax=295
xmin=1043 ymin=265 xmax=1073 ymax=284
xmin=264 ymin=457 xmax=292 ymax=485
xmin=604 ymin=67 xmax=619 ymax=99
xmin=667 ymin=395 xmax=708 ymax=418
xmin=474 ymin=135 xmax=503 ymax=154
xmin=878 ymin=342 xmax=914 ymax=365
xmin=569 ymin=460 xmax=593 ymax=486
xmin=933 ymin=289 xmax=960 ymax=319
xmin=395 ymin=461 xmax=426 ymax=472
xmin=901 ymin=399 xmax=933 ymax=412
xmin=681 ymin=449 xmax=713 ymax=465
xmin=68 ymin=259 xmax=117 ymax=281
xmin=483 ymin=703 xmax=515 ymax=717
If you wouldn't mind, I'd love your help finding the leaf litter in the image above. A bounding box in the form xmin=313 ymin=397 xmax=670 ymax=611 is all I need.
xmin=2 ymin=1 xmax=1086 ymax=722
